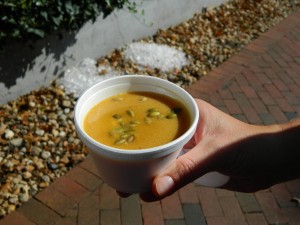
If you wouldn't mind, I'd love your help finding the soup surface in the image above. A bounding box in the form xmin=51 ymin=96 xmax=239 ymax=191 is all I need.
xmin=84 ymin=92 xmax=191 ymax=150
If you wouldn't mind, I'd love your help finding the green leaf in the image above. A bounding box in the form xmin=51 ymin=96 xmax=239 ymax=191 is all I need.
xmin=27 ymin=28 xmax=45 ymax=38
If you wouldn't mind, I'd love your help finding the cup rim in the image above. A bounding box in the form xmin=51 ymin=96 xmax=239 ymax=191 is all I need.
xmin=74 ymin=75 xmax=199 ymax=156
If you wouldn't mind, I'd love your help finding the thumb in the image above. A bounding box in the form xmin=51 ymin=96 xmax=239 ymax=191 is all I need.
xmin=153 ymin=148 xmax=211 ymax=198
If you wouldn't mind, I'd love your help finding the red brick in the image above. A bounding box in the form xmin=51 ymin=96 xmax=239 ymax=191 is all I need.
xmin=52 ymin=176 xmax=90 ymax=203
xmin=214 ymin=61 xmax=243 ymax=77
xmin=161 ymin=192 xmax=184 ymax=219
xmin=201 ymin=74 xmax=223 ymax=86
xmin=206 ymin=216 xmax=228 ymax=225
xmin=218 ymin=106 xmax=230 ymax=114
xmin=55 ymin=205 xmax=78 ymax=225
xmin=281 ymin=208 xmax=300 ymax=224
xmin=164 ymin=219 xmax=186 ymax=225
xmin=285 ymin=67 xmax=299 ymax=79
xmin=236 ymin=192 xmax=262 ymax=213
xmin=182 ymin=203 xmax=206 ymax=224
xmin=79 ymin=156 xmax=101 ymax=177
xmin=275 ymin=57 xmax=289 ymax=68
xmin=246 ymin=41 xmax=268 ymax=53
xmin=224 ymin=99 xmax=242 ymax=115
xmin=285 ymin=179 xmax=300 ymax=194
xmin=275 ymin=97 xmax=295 ymax=113
xmin=289 ymin=222 xmax=300 ymax=225
xmin=277 ymin=70 xmax=294 ymax=84
xmin=219 ymin=196 xmax=247 ymax=225
xmin=262 ymin=28 xmax=283 ymax=42
xmin=244 ymin=72 xmax=265 ymax=91
xmin=240 ymin=85 xmax=258 ymax=98
xmin=99 ymin=183 xmax=120 ymax=209
xmin=256 ymin=58 xmax=269 ymax=68
xmin=264 ymin=84 xmax=283 ymax=98
xmin=35 ymin=184 xmax=77 ymax=216
xmin=243 ymin=107 xmax=262 ymax=124
xmin=206 ymin=69 xmax=225 ymax=81
xmin=271 ymin=183 xmax=294 ymax=208
xmin=187 ymin=84 xmax=213 ymax=97
xmin=264 ymin=67 xmax=280 ymax=79
xmin=255 ymin=191 xmax=288 ymax=224
xmin=17 ymin=198 xmax=61 ymax=225
xmin=178 ymin=183 xmax=199 ymax=203
xmin=209 ymin=93 xmax=225 ymax=108
xmin=262 ymin=53 xmax=275 ymax=62
xmin=255 ymin=72 xmax=272 ymax=85
xmin=230 ymin=52 xmax=255 ymax=66
xmin=78 ymin=194 xmax=100 ymax=225
xmin=250 ymin=98 xmax=268 ymax=114
xmin=121 ymin=195 xmax=143 ymax=225
xmin=218 ymin=88 xmax=233 ymax=99
xmin=258 ymin=112 xmax=277 ymax=125
xmin=277 ymin=50 xmax=295 ymax=63
xmin=235 ymin=74 xmax=249 ymax=86
xmin=294 ymin=106 xmax=300 ymax=117
xmin=186 ymin=87 xmax=208 ymax=99
xmin=267 ymin=105 xmax=289 ymax=123
xmin=66 ymin=165 xmax=103 ymax=191
xmin=272 ymin=79 xmax=289 ymax=91
xmin=100 ymin=209 xmax=121 ymax=225
xmin=282 ymin=91 xmax=299 ymax=105
xmin=233 ymin=114 xmax=248 ymax=123
xmin=0 ymin=211 xmax=36 ymax=225
xmin=197 ymin=186 xmax=223 ymax=217
xmin=245 ymin=213 xmax=268 ymax=225
xmin=215 ymin=189 xmax=235 ymax=197
xmin=288 ymin=83 xmax=300 ymax=97
xmin=258 ymin=91 xmax=275 ymax=105
xmin=233 ymin=92 xmax=252 ymax=108
xmin=228 ymin=81 xmax=242 ymax=93
xmin=142 ymin=203 xmax=164 ymax=225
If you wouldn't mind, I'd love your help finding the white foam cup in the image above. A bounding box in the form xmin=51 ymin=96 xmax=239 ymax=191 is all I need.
xmin=74 ymin=75 xmax=199 ymax=193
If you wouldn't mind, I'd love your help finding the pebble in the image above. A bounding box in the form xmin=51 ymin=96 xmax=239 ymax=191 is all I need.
xmin=4 ymin=129 xmax=14 ymax=139
xmin=59 ymin=131 xmax=67 ymax=138
xmin=62 ymin=100 xmax=71 ymax=108
xmin=35 ymin=129 xmax=45 ymax=136
xmin=42 ymin=175 xmax=51 ymax=183
xmin=31 ymin=146 xmax=42 ymax=156
xmin=48 ymin=163 xmax=59 ymax=171
xmin=29 ymin=101 xmax=36 ymax=107
xmin=52 ymin=129 xmax=59 ymax=137
xmin=41 ymin=151 xmax=51 ymax=160
xmin=10 ymin=138 xmax=23 ymax=147
xmin=19 ymin=192 xmax=29 ymax=203
xmin=0 ymin=0 xmax=299 ymax=219
xmin=8 ymin=196 xmax=18 ymax=204
xmin=22 ymin=172 xmax=32 ymax=180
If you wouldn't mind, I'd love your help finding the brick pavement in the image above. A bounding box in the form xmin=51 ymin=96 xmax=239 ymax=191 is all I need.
xmin=1 ymin=8 xmax=300 ymax=225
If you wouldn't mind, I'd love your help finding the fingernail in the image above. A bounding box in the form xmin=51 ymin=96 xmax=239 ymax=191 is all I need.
xmin=156 ymin=176 xmax=174 ymax=196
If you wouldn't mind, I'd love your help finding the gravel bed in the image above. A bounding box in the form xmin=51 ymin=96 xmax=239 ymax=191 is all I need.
xmin=0 ymin=0 xmax=299 ymax=218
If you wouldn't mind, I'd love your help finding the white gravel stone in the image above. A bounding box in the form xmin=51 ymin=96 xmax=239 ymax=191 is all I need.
xmin=4 ymin=129 xmax=14 ymax=139
xmin=41 ymin=151 xmax=51 ymax=160
xmin=10 ymin=138 xmax=23 ymax=147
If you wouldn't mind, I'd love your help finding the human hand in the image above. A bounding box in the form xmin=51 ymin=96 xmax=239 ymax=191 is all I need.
xmin=140 ymin=99 xmax=300 ymax=202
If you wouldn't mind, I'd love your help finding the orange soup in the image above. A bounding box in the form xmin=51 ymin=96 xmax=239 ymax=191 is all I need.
xmin=83 ymin=92 xmax=191 ymax=150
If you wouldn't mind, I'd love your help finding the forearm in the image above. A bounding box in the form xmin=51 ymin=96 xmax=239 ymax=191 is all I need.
xmin=243 ymin=119 xmax=300 ymax=184
xmin=275 ymin=118 xmax=300 ymax=182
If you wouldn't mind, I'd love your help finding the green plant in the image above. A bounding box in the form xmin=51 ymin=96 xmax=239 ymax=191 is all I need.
xmin=0 ymin=0 xmax=138 ymax=43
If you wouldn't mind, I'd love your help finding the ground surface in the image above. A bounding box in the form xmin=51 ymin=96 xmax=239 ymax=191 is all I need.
xmin=0 ymin=1 xmax=300 ymax=224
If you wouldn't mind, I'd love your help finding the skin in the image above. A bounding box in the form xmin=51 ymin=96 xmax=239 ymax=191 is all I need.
xmin=119 ymin=99 xmax=300 ymax=202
